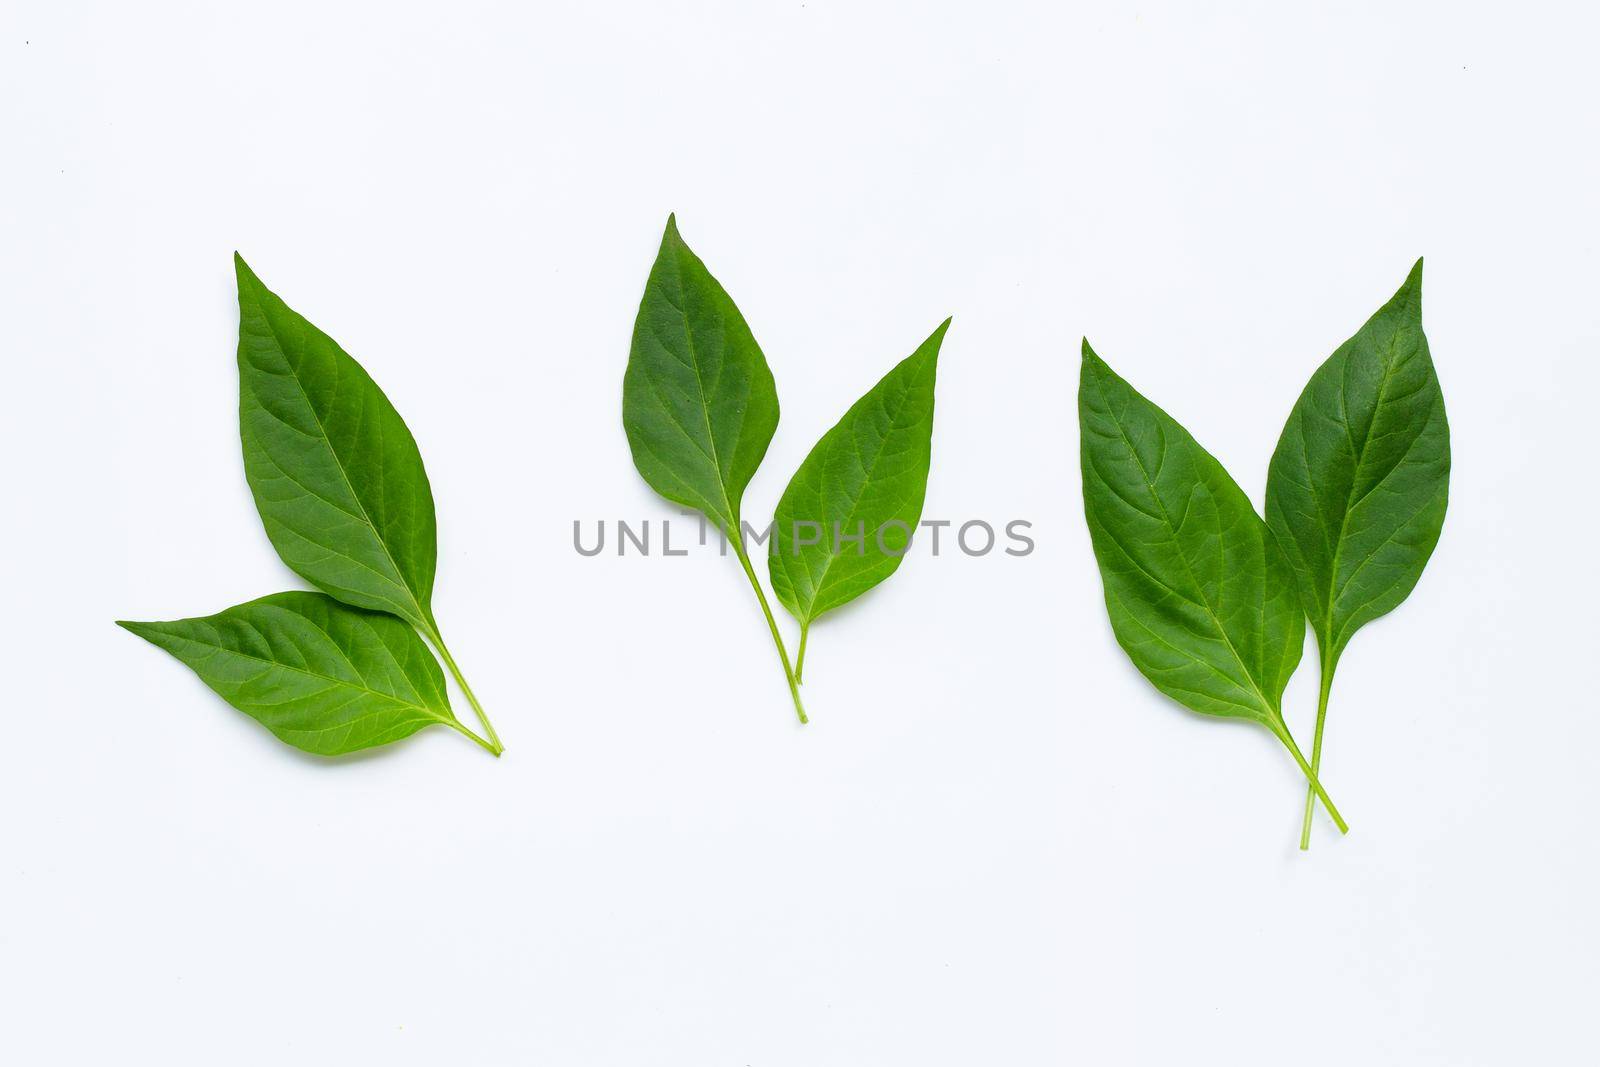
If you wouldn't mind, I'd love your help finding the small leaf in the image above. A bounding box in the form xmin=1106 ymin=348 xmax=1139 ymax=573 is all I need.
xmin=1079 ymin=341 xmax=1305 ymax=726
xmin=1265 ymin=259 xmax=1450 ymax=671
xmin=769 ymin=320 xmax=947 ymax=636
xmin=622 ymin=215 xmax=780 ymax=532
xmin=235 ymin=255 xmax=438 ymax=630
xmin=119 ymin=592 xmax=460 ymax=756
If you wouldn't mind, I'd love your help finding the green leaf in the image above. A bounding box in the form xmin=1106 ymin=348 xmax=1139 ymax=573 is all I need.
xmin=235 ymin=254 xmax=437 ymax=629
xmin=622 ymin=215 xmax=780 ymax=532
xmin=1080 ymin=341 xmax=1305 ymax=726
xmin=118 ymin=592 xmax=467 ymax=756
xmin=1264 ymin=259 xmax=1449 ymax=848
xmin=1079 ymin=341 xmax=1344 ymax=831
xmin=621 ymin=216 xmax=802 ymax=721
xmin=769 ymin=319 xmax=947 ymax=657
xmin=1265 ymin=259 xmax=1450 ymax=671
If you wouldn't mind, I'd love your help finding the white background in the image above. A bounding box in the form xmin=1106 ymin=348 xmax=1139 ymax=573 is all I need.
xmin=3 ymin=2 xmax=1596 ymax=1063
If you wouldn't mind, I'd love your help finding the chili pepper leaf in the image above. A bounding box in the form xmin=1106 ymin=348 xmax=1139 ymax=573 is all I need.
xmin=622 ymin=215 xmax=780 ymax=532
xmin=1265 ymin=259 xmax=1450 ymax=671
xmin=1079 ymin=341 xmax=1305 ymax=726
xmin=769 ymin=319 xmax=947 ymax=631
xmin=235 ymin=255 xmax=438 ymax=630
xmin=118 ymin=592 xmax=460 ymax=756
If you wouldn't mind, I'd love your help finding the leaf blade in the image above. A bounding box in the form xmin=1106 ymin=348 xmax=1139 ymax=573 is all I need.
xmin=769 ymin=320 xmax=947 ymax=626
xmin=235 ymin=255 xmax=437 ymax=628
xmin=622 ymin=215 xmax=780 ymax=531
xmin=1265 ymin=260 xmax=1450 ymax=669
xmin=1079 ymin=342 xmax=1304 ymax=725
xmin=119 ymin=591 xmax=457 ymax=756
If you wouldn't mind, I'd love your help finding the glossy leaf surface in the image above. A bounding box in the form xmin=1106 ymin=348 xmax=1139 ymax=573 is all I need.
xmin=236 ymin=255 xmax=437 ymax=629
xmin=1265 ymin=260 xmax=1450 ymax=669
xmin=119 ymin=592 xmax=459 ymax=755
xmin=622 ymin=215 xmax=780 ymax=531
xmin=769 ymin=319 xmax=947 ymax=627
xmin=1080 ymin=342 xmax=1305 ymax=726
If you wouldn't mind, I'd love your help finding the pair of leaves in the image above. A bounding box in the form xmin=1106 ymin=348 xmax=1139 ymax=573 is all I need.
xmin=1080 ymin=262 xmax=1449 ymax=839
xmin=624 ymin=215 xmax=947 ymax=718
xmin=119 ymin=258 xmax=499 ymax=757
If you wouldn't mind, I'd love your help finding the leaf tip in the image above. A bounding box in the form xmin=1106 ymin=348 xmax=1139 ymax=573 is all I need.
xmin=1391 ymin=257 xmax=1425 ymax=312
xmin=116 ymin=619 xmax=152 ymax=640
xmin=233 ymin=251 xmax=262 ymax=294
xmin=1080 ymin=337 xmax=1099 ymax=363
xmin=910 ymin=317 xmax=954 ymax=370
xmin=658 ymin=214 xmax=689 ymax=259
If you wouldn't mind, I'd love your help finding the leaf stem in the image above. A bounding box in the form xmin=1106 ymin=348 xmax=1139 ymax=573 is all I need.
xmin=1272 ymin=720 xmax=1347 ymax=834
xmin=1298 ymin=657 xmax=1335 ymax=850
xmin=422 ymin=623 xmax=504 ymax=755
xmin=730 ymin=534 xmax=808 ymax=724
xmin=794 ymin=623 xmax=809 ymax=685
xmin=444 ymin=717 xmax=500 ymax=755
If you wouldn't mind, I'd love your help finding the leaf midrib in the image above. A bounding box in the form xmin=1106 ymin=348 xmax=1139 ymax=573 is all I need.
xmin=1320 ymin=329 xmax=1408 ymax=658
xmin=143 ymin=623 xmax=450 ymax=723
xmin=1094 ymin=522 xmax=1266 ymax=718
xmin=662 ymin=258 xmax=740 ymax=530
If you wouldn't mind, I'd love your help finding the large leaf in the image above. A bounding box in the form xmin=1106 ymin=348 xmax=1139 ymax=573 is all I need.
xmin=1265 ymin=260 xmax=1449 ymax=848
xmin=1265 ymin=259 xmax=1450 ymax=670
xmin=769 ymin=320 xmax=947 ymax=643
xmin=235 ymin=255 xmax=438 ymax=630
xmin=622 ymin=215 xmax=780 ymax=532
xmin=1079 ymin=341 xmax=1305 ymax=727
xmin=118 ymin=592 xmax=462 ymax=756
